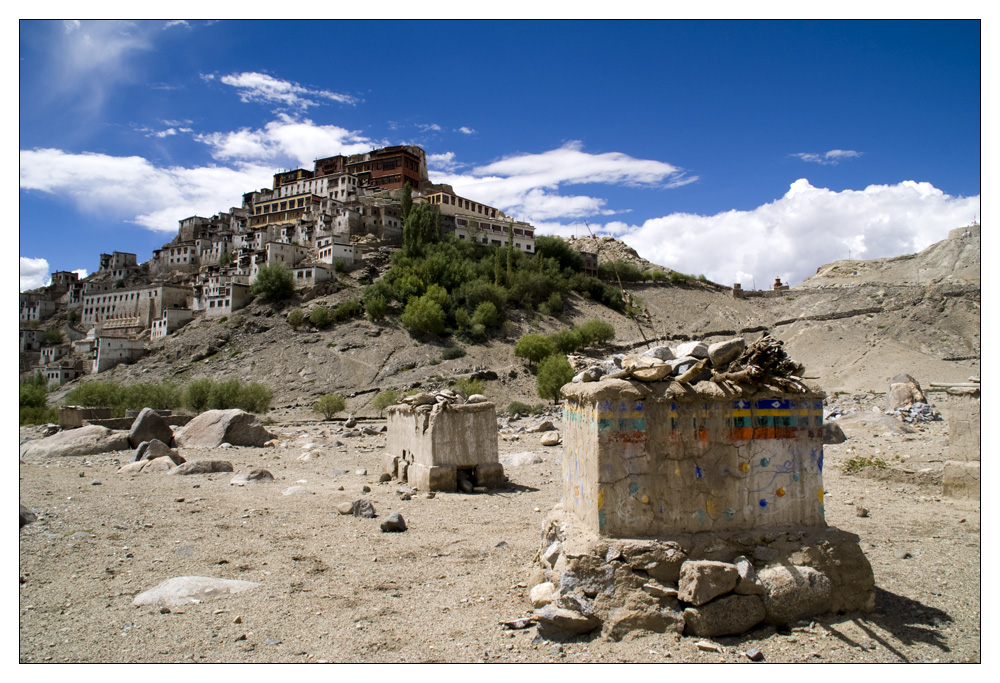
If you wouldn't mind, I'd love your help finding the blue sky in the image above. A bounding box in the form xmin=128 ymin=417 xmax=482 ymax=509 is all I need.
xmin=19 ymin=19 xmax=981 ymax=291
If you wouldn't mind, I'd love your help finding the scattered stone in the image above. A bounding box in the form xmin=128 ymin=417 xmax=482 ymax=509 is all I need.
xmin=529 ymin=420 xmax=556 ymax=433
xmin=695 ymin=640 xmax=722 ymax=652
xmin=378 ymin=473 xmax=392 ymax=483
xmin=641 ymin=345 xmax=675 ymax=361
xmin=329 ymin=469 xmax=349 ymax=477
xmin=540 ymin=432 xmax=561 ymax=447
xmin=534 ymin=596 xmax=602 ymax=640
xmin=170 ymin=460 xmax=234 ymax=476
xmin=19 ymin=504 xmax=36 ymax=528
xmin=758 ymin=565 xmax=832 ymax=626
xmin=529 ymin=582 xmax=559 ymax=609
xmin=361 ymin=485 xmax=371 ymax=493
xmin=885 ymin=374 xmax=927 ymax=412
xmin=282 ymin=486 xmax=307 ymax=496
xmin=822 ymin=422 xmax=848 ymax=445
xmin=707 ymin=338 xmax=746 ymax=367
xmin=174 ymin=409 xmax=275 ymax=448
xmin=380 ymin=512 xmax=407 ymax=532
xmin=352 ymin=500 xmax=376 ymax=518
xmin=894 ymin=549 xmax=913 ymax=560
xmin=458 ymin=478 xmax=474 ymax=493
xmin=344 ymin=414 xmax=357 ymax=428
xmin=336 ymin=502 xmax=354 ymax=515
xmin=675 ymin=341 xmax=709 ymax=359
xmin=500 ymin=617 xmax=534 ymax=630
xmin=745 ymin=647 xmax=764 ymax=662
xmin=230 ymin=469 xmax=274 ymax=486
xmin=355 ymin=468 xmax=368 ymax=476
xmin=92 ymin=479 xmax=101 ymax=485
xmin=856 ymin=506 xmax=870 ymax=518
xmin=500 ymin=451 xmax=544 ymax=466
xmin=133 ymin=576 xmax=260 ymax=607
xmin=297 ymin=452 xmax=321 ymax=462
xmin=467 ymin=394 xmax=488 ymax=403
xmin=733 ymin=555 xmax=765 ymax=595
xmin=128 ymin=408 xmax=174 ymax=449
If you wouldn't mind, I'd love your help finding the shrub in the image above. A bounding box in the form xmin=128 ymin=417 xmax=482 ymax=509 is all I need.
xmin=372 ymin=389 xmax=399 ymax=413
xmin=334 ymin=300 xmax=363 ymax=322
xmin=313 ymin=393 xmax=346 ymax=419
xmin=287 ymin=309 xmax=305 ymax=328
xmin=515 ymin=333 xmax=556 ymax=365
xmin=237 ymin=383 xmax=273 ymax=414
xmin=546 ymin=292 xmax=563 ymax=315
xmin=471 ymin=301 xmax=499 ymax=329
xmin=454 ymin=308 xmax=470 ymax=331
xmin=208 ymin=379 xmax=242 ymax=410
xmin=578 ymin=319 xmax=616 ymax=346
xmin=536 ymin=354 xmax=574 ymax=403
xmin=441 ymin=346 xmax=466 ymax=361
xmin=310 ymin=306 xmax=333 ymax=328
xmin=452 ymin=377 xmax=485 ymax=396
xmin=668 ymin=270 xmax=693 ymax=285
xmin=250 ymin=263 xmax=294 ymax=300
xmin=550 ymin=329 xmax=583 ymax=354
xmin=506 ymin=401 xmax=545 ymax=416
xmin=63 ymin=380 xmax=183 ymax=417
xmin=842 ymin=453 xmax=889 ymax=474
xmin=43 ymin=328 xmax=64 ymax=346
xmin=183 ymin=378 xmax=215 ymax=413
xmin=363 ymin=293 xmax=388 ymax=322
xmin=402 ymin=295 xmax=446 ymax=337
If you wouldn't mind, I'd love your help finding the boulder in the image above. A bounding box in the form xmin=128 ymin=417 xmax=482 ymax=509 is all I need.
xmin=529 ymin=420 xmax=556 ymax=433
xmin=352 ymin=499 xmax=376 ymax=518
xmin=641 ymin=345 xmax=675 ymax=361
xmin=677 ymin=560 xmax=739 ymax=606
xmin=174 ymin=409 xmax=275 ymax=448
xmin=534 ymin=595 xmax=602 ymax=640
xmin=540 ymin=432 xmax=561 ymax=447
xmin=822 ymin=422 xmax=848 ymax=445
xmin=141 ymin=457 xmax=176 ymax=473
xmin=128 ymin=408 xmax=174 ymax=448
xmin=733 ymin=555 xmax=765 ymax=595
xmin=169 ymin=460 xmax=234 ymax=476
xmin=758 ymin=565 xmax=832 ymax=625
xmin=133 ymin=576 xmax=260 ymax=607
xmin=708 ymin=338 xmax=746 ymax=367
xmin=141 ymin=439 xmax=184 ymax=463
xmin=683 ymin=594 xmax=766 ymax=637
xmin=886 ymin=374 xmax=927 ymax=412
xmin=605 ymin=605 xmax=685 ymax=641
xmin=529 ymin=581 xmax=559 ymax=608
xmin=380 ymin=512 xmax=407 ymax=532
xmin=18 ymin=425 xmax=129 ymax=459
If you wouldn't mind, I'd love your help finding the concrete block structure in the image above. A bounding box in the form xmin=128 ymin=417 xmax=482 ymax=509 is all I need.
xmin=943 ymin=386 xmax=981 ymax=499
xmin=384 ymin=402 xmax=504 ymax=491
xmin=560 ymin=379 xmax=826 ymax=537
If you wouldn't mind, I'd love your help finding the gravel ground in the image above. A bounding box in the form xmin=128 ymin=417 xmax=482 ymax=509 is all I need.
xmin=18 ymin=399 xmax=980 ymax=664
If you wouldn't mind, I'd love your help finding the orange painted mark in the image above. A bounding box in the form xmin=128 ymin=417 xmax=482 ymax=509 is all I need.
xmin=776 ymin=487 xmax=786 ymax=497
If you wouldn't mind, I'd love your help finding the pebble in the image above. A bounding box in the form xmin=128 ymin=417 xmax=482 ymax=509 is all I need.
xmin=380 ymin=512 xmax=407 ymax=533
xmin=856 ymin=506 xmax=870 ymax=517
xmin=696 ymin=640 xmax=722 ymax=652
xmin=336 ymin=502 xmax=354 ymax=515
xmin=92 ymin=480 xmax=102 ymax=485
xmin=894 ymin=549 xmax=913 ymax=560
xmin=355 ymin=468 xmax=367 ymax=476
xmin=378 ymin=473 xmax=392 ymax=482
xmin=745 ymin=648 xmax=764 ymax=662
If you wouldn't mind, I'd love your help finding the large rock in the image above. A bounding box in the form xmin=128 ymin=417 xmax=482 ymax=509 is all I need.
xmin=605 ymin=605 xmax=685 ymax=641
xmin=132 ymin=439 xmax=184 ymax=464
xmin=20 ymin=503 xmax=37 ymax=528
xmin=169 ymin=460 xmax=234 ymax=476
xmin=674 ymin=341 xmax=709 ymax=359
xmin=822 ymin=421 xmax=848 ymax=444
xmin=886 ymin=374 xmax=927 ymax=411
xmin=230 ymin=469 xmax=274 ymax=485
xmin=500 ymin=451 xmax=544 ymax=466
xmin=758 ymin=565 xmax=832 ymax=625
xmin=677 ymin=560 xmax=739 ymax=606
xmin=641 ymin=345 xmax=675 ymax=361
xmin=18 ymin=425 xmax=129 ymax=459
xmin=534 ymin=595 xmax=602 ymax=640
xmin=128 ymin=408 xmax=174 ymax=448
xmin=133 ymin=576 xmax=260 ymax=606
xmin=683 ymin=594 xmax=766 ymax=637
xmin=174 ymin=409 xmax=275 ymax=448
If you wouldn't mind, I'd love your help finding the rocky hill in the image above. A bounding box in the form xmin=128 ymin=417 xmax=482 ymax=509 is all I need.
xmin=43 ymin=227 xmax=979 ymax=419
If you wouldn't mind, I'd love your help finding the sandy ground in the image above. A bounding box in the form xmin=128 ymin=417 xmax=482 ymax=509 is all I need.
xmin=18 ymin=394 xmax=980 ymax=664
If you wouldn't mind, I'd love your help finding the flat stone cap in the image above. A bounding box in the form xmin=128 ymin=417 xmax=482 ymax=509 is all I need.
xmin=561 ymin=378 xmax=824 ymax=404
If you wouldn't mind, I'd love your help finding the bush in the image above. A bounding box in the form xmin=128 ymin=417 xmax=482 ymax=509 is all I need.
xmin=402 ymin=295 xmax=446 ymax=337
xmin=250 ymin=263 xmax=294 ymax=300
xmin=183 ymin=378 xmax=214 ymax=413
xmin=668 ymin=270 xmax=693 ymax=285
xmin=334 ymin=300 xmax=362 ymax=322
xmin=43 ymin=328 xmax=64 ymax=346
xmin=20 ymin=405 xmax=59 ymax=425
xmin=363 ymin=293 xmax=388 ymax=322
xmin=536 ymin=354 xmax=574 ymax=403
xmin=452 ymin=377 xmax=485 ymax=396
xmin=506 ymin=401 xmax=545 ymax=416
xmin=237 ymin=383 xmax=273 ymax=414
xmin=514 ymin=333 xmax=556 ymax=365
xmin=550 ymin=329 xmax=583 ymax=354
xmin=287 ymin=309 xmax=305 ymax=328
xmin=20 ymin=376 xmax=53 ymax=424
xmin=546 ymin=292 xmax=563 ymax=315
xmin=578 ymin=319 xmax=616 ymax=346
xmin=842 ymin=453 xmax=889 ymax=474
xmin=372 ymin=389 xmax=399 ymax=413
xmin=313 ymin=393 xmax=346 ymax=419
xmin=441 ymin=346 xmax=466 ymax=361
xmin=471 ymin=301 xmax=499 ymax=329
xmin=208 ymin=379 xmax=242 ymax=410
xmin=310 ymin=306 xmax=333 ymax=329
xmin=63 ymin=380 xmax=184 ymax=417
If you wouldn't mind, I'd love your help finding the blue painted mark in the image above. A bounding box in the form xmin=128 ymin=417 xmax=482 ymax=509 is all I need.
xmin=629 ymin=483 xmax=639 ymax=494
xmin=819 ymin=506 xmax=825 ymax=519
xmin=659 ymin=505 xmax=664 ymax=515
xmin=599 ymin=510 xmax=606 ymax=530
xmin=760 ymin=457 xmax=770 ymax=467
xmin=759 ymin=499 xmax=768 ymax=508
xmin=695 ymin=510 xmax=707 ymax=522
xmin=818 ymin=451 xmax=824 ymax=472
xmin=598 ymin=418 xmax=614 ymax=430
xmin=792 ymin=472 xmax=800 ymax=482
xmin=723 ymin=508 xmax=736 ymax=520
xmin=635 ymin=401 xmax=644 ymax=411
xmin=695 ymin=466 xmax=703 ymax=479
xmin=723 ymin=467 xmax=730 ymax=474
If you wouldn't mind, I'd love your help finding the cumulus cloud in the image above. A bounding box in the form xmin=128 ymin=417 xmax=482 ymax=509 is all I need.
xmin=195 ymin=114 xmax=378 ymax=168
xmin=791 ymin=149 xmax=862 ymax=165
xmin=417 ymin=123 xmax=442 ymax=133
xmin=217 ymin=72 xmax=357 ymax=109
xmin=457 ymin=126 xmax=476 ymax=135
xmin=20 ymin=148 xmax=276 ymax=233
xmin=20 ymin=257 xmax=50 ymax=292
xmin=429 ymin=141 xmax=694 ymax=222
xmin=559 ymin=178 xmax=979 ymax=287
xmin=427 ymin=152 xmax=459 ymax=172
xmin=164 ymin=20 xmax=190 ymax=30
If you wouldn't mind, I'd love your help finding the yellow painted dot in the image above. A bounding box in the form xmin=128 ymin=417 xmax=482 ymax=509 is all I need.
xmin=818 ymin=488 xmax=824 ymax=502
xmin=739 ymin=462 xmax=749 ymax=472
xmin=598 ymin=489 xmax=604 ymax=509
xmin=675 ymin=468 xmax=681 ymax=477
xmin=640 ymin=495 xmax=649 ymax=504
xmin=776 ymin=487 xmax=786 ymax=497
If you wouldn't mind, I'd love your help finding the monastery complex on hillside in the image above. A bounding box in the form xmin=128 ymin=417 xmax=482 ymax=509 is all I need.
xmin=20 ymin=145 xmax=547 ymax=385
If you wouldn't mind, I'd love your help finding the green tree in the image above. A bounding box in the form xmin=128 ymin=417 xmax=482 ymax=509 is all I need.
xmin=372 ymin=389 xmax=399 ymax=414
xmin=514 ymin=333 xmax=556 ymax=365
xmin=313 ymin=393 xmax=346 ymax=419
xmin=400 ymin=181 xmax=413 ymax=221
xmin=218 ymin=251 xmax=233 ymax=267
xmin=42 ymin=328 xmax=64 ymax=346
xmin=471 ymin=301 xmax=499 ymax=329
xmin=537 ymin=354 xmax=574 ymax=403
xmin=578 ymin=319 xmax=616 ymax=347
xmin=250 ymin=263 xmax=294 ymax=301
xmin=507 ymin=222 xmax=514 ymax=280
xmin=401 ymin=295 xmax=446 ymax=337
xmin=402 ymin=203 xmax=440 ymax=257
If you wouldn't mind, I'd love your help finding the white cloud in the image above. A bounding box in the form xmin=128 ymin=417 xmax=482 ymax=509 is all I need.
xmin=20 ymin=148 xmax=276 ymax=233
xmin=195 ymin=115 xmax=378 ymax=168
xmin=427 ymin=152 xmax=459 ymax=172
xmin=429 ymin=141 xmax=694 ymax=223
xmin=791 ymin=149 xmax=862 ymax=165
xmin=417 ymin=123 xmax=442 ymax=133
xmin=164 ymin=20 xmax=190 ymax=30
xmin=556 ymin=178 xmax=979 ymax=287
xmin=20 ymin=257 xmax=50 ymax=292
xmin=73 ymin=268 xmax=89 ymax=279
xmin=217 ymin=72 xmax=357 ymax=109
xmin=457 ymin=126 xmax=476 ymax=135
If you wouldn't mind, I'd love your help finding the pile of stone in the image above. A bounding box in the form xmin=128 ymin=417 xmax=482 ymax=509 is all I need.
xmin=886 ymin=402 xmax=942 ymax=423
xmin=571 ymin=332 xmax=810 ymax=393
xmin=397 ymin=389 xmax=488 ymax=413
